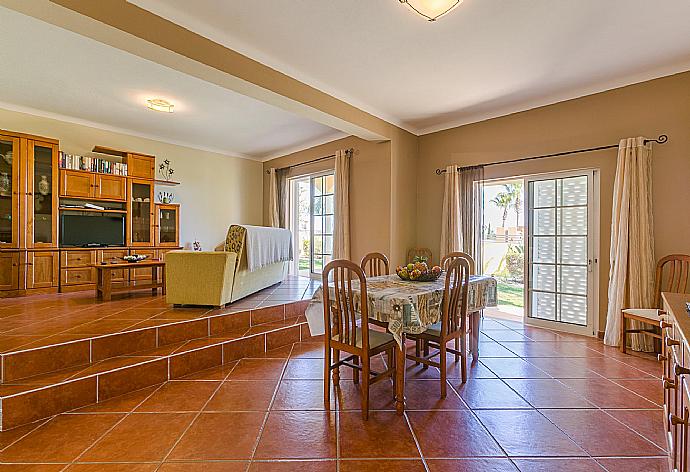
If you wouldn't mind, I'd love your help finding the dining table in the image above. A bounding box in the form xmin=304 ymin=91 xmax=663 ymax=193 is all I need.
xmin=305 ymin=272 xmax=498 ymax=414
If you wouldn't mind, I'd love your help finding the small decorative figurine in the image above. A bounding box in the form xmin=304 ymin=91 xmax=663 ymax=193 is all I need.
xmin=193 ymin=240 xmax=201 ymax=251
xmin=158 ymin=191 xmax=174 ymax=204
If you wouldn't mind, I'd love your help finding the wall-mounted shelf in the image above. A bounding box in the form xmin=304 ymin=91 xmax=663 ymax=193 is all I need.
xmin=154 ymin=179 xmax=180 ymax=186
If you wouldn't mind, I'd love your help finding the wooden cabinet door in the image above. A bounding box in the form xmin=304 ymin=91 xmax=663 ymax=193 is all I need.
xmin=60 ymin=170 xmax=94 ymax=198
xmin=155 ymin=204 xmax=179 ymax=246
xmin=0 ymin=135 xmax=20 ymax=248
xmin=26 ymin=251 xmax=58 ymax=289
xmin=128 ymin=179 xmax=154 ymax=246
xmin=127 ymin=154 xmax=155 ymax=179
xmin=0 ymin=252 xmax=19 ymax=290
xmin=25 ymin=141 xmax=59 ymax=248
xmin=95 ymin=174 xmax=126 ymax=201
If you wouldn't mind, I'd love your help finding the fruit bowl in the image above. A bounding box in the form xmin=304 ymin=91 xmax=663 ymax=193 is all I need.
xmin=396 ymin=262 xmax=442 ymax=282
xmin=122 ymin=254 xmax=148 ymax=263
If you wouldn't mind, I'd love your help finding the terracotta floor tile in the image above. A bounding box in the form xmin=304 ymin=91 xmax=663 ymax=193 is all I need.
xmin=0 ymin=419 xmax=49 ymax=451
xmin=0 ymin=414 xmax=123 ymax=463
xmin=227 ymin=358 xmax=287 ymax=380
xmin=524 ymin=357 xmax=603 ymax=379
xmin=512 ymin=458 xmax=604 ymax=471
xmin=453 ymin=378 xmax=531 ymax=409
xmin=273 ymin=379 xmax=335 ymax=410
xmin=158 ymin=462 xmax=249 ymax=471
xmin=605 ymin=409 xmax=667 ymax=450
xmin=426 ymin=459 xmax=518 ymax=471
xmin=0 ymin=465 xmax=65 ymax=471
xmin=168 ymin=412 xmax=265 ymax=460
xmin=73 ymin=385 xmax=160 ymax=413
xmin=290 ymin=342 xmax=325 ymax=359
xmin=476 ymin=409 xmax=586 ymax=457
xmin=503 ymin=379 xmax=593 ymax=408
xmin=79 ymin=412 xmax=194 ymax=462
xmin=540 ymin=409 xmax=665 ymax=456
xmin=339 ymin=459 xmax=426 ymax=471
xmin=612 ymin=379 xmax=663 ymax=405
xmin=204 ymin=380 xmax=277 ymax=411
xmin=249 ymin=460 xmax=336 ymax=471
xmin=565 ymin=357 xmax=654 ymax=379
xmin=333 ymin=380 xmax=397 ymax=411
xmin=177 ymin=362 xmax=238 ymax=381
xmin=407 ymin=410 xmax=504 ymax=457
xmin=473 ymin=342 xmax=519 ymax=358
xmin=65 ymin=464 xmax=159 ymax=471
xmin=339 ymin=411 xmax=419 ymax=458
xmin=282 ymin=358 xmax=328 ymax=380
xmin=479 ymin=357 xmax=551 ymax=378
xmin=595 ymin=457 xmax=670 ymax=472
xmin=398 ymin=380 xmax=467 ymax=410
xmin=254 ymin=411 xmax=336 ymax=459
xmin=133 ymin=380 xmax=220 ymax=412
xmin=614 ymin=354 xmax=663 ymax=378
xmin=484 ymin=330 xmax=531 ymax=342
xmin=559 ymin=378 xmax=660 ymax=409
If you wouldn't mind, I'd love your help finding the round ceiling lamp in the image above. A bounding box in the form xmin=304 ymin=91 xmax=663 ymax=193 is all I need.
xmin=146 ymin=98 xmax=174 ymax=113
xmin=399 ymin=0 xmax=463 ymax=21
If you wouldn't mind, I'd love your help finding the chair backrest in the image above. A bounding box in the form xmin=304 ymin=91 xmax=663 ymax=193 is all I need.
xmin=408 ymin=247 xmax=433 ymax=265
xmin=654 ymin=254 xmax=690 ymax=306
xmin=361 ymin=252 xmax=390 ymax=277
xmin=322 ymin=259 xmax=370 ymax=351
xmin=439 ymin=258 xmax=471 ymax=339
xmin=441 ymin=251 xmax=476 ymax=275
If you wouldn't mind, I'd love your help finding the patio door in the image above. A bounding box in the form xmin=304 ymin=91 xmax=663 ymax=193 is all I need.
xmin=524 ymin=170 xmax=598 ymax=336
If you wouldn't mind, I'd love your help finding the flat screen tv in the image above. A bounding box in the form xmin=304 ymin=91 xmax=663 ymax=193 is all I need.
xmin=60 ymin=214 xmax=125 ymax=247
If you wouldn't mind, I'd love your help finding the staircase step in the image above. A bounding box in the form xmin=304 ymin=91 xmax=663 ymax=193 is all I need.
xmin=0 ymin=300 xmax=312 ymax=431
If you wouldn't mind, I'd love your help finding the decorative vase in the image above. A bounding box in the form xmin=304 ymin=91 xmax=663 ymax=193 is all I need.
xmin=0 ymin=173 xmax=10 ymax=196
xmin=38 ymin=175 xmax=50 ymax=196
xmin=3 ymin=151 xmax=12 ymax=165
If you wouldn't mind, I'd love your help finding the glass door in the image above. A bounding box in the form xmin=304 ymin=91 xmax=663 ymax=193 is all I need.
xmin=524 ymin=170 xmax=598 ymax=335
xmin=310 ymin=173 xmax=334 ymax=275
xmin=129 ymin=180 xmax=153 ymax=245
xmin=0 ymin=135 xmax=19 ymax=247
xmin=29 ymin=141 xmax=58 ymax=247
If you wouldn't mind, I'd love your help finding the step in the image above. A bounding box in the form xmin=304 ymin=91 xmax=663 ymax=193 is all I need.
xmin=0 ymin=300 xmax=313 ymax=431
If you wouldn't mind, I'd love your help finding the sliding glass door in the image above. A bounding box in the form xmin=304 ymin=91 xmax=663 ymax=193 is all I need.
xmin=288 ymin=171 xmax=334 ymax=277
xmin=524 ymin=169 xmax=598 ymax=335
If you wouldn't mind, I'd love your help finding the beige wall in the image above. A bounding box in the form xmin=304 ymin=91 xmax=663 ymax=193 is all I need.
xmin=0 ymin=107 xmax=263 ymax=251
xmin=417 ymin=71 xmax=690 ymax=332
xmin=262 ymin=136 xmax=393 ymax=267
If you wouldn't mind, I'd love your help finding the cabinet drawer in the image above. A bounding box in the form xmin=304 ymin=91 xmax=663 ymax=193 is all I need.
xmin=130 ymin=250 xmax=156 ymax=280
xmin=62 ymin=250 xmax=96 ymax=268
xmin=99 ymin=250 xmax=129 ymax=283
xmin=62 ymin=267 xmax=95 ymax=285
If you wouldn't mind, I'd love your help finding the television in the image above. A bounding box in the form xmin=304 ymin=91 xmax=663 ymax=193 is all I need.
xmin=60 ymin=214 xmax=125 ymax=247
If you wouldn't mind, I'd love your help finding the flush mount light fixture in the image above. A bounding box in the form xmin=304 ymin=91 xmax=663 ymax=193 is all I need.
xmin=146 ymin=98 xmax=174 ymax=113
xmin=399 ymin=0 xmax=463 ymax=21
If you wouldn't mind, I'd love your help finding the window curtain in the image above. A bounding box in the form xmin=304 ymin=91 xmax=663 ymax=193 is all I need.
xmin=440 ymin=164 xmax=484 ymax=270
xmin=276 ymin=168 xmax=289 ymax=228
xmin=604 ymin=137 xmax=655 ymax=350
xmin=333 ymin=149 xmax=351 ymax=259
xmin=268 ymin=168 xmax=279 ymax=228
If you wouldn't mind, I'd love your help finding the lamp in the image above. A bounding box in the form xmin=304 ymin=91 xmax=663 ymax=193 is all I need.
xmin=146 ymin=98 xmax=174 ymax=113
xmin=399 ymin=0 xmax=463 ymax=21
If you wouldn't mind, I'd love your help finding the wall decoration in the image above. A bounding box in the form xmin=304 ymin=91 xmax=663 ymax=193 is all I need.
xmin=158 ymin=159 xmax=175 ymax=181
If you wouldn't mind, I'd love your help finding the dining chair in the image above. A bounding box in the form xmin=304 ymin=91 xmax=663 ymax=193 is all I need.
xmin=621 ymin=254 xmax=690 ymax=354
xmin=408 ymin=247 xmax=433 ymax=265
xmin=322 ymin=259 xmax=397 ymax=419
xmin=406 ymin=257 xmax=471 ymax=394
xmin=361 ymin=252 xmax=390 ymax=277
xmin=441 ymin=251 xmax=476 ymax=274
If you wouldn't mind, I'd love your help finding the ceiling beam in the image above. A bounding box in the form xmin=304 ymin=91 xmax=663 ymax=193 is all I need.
xmin=0 ymin=0 xmax=393 ymax=142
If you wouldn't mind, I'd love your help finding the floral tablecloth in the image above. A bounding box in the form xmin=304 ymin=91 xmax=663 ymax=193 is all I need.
xmin=305 ymin=273 xmax=498 ymax=347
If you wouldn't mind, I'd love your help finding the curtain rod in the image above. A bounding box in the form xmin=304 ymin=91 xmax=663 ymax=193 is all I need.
xmin=434 ymin=135 xmax=668 ymax=175
xmin=265 ymin=148 xmax=354 ymax=174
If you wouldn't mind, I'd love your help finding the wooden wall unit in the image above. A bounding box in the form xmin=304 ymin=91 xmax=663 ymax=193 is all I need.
xmin=661 ymin=292 xmax=690 ymax=472
xmin=0 ymin=133 xmax=181 ymax=298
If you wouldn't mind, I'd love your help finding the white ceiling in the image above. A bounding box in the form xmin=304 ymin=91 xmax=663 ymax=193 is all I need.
xmin=131 ymin=0 xmax=690 ymax=134
xmin=0 ymin=6 xmax=344 ymax=160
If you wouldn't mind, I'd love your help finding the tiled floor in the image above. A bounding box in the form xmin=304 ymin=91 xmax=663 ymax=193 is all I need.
xmin=0 ymin=275 xmax=320 ymax=353
xmin=0 ymin=316 xmax=669 ymax=471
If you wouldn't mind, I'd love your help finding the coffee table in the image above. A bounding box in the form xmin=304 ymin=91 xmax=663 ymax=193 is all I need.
xmin=94 ymin=260 xmax=166 ymax=301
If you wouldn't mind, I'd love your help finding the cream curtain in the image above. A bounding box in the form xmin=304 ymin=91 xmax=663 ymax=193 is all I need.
xmin=440 ymin=165 xmax=462 ymax=259
xmin=604 ymin=137 xmax=655 ymax=350
xmin=268 ymin=168 xmax=280 ymax=228
xmin=276 ymin=168 xmax=288 ymax=228
xmin=459 ymin=165 xmax=484 ymax=272
xmin=333 ymin=149 xmax=350 ymax=259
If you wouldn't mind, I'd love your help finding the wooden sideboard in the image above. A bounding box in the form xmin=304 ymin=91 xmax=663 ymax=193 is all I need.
xmin=661 ymin=292 xmax=690 ymax=472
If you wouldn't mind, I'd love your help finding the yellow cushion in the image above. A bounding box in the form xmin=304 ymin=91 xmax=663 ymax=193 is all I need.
xmin=622 ymin=308 xmax=661 ymax=321
xmin=332 ymin=327 xmax=394 ymax=349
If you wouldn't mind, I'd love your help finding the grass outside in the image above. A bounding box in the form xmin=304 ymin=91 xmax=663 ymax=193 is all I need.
xmin=299 ymin=258 xmax=309 ymax=270
xmin=497 ymin=281 xmax=524 ymax=308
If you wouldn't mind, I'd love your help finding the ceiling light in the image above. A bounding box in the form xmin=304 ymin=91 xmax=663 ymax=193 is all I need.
xmin=399 ymin=0 xmax=463 ymax=21
xmin=146 ymin=98 xmax=174 ymax=113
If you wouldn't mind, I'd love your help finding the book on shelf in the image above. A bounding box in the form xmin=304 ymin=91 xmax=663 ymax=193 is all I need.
xmin=59 ymin=151 xmax=128 ymax=176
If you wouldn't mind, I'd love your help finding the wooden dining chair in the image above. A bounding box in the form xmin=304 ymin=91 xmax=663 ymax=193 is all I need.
xmin=408 ymin=247 xmax=433 ymax=265
xmin=361 ymin=252 xmax=390 ymax=277
xmin=322 ymin=259 xmax=397 ymax=419
xmin=406 ymin=258 xmax=471 ymax=394
xmin=621 ymin=254 xmax=690 ymax=354
xmin=441 ymin=251 xmax=476 ymax=275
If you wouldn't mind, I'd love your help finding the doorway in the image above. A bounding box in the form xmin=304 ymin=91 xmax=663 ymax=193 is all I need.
xmin=288 ymin=171 xmax=335 ymax=278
